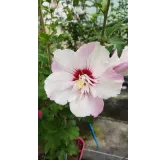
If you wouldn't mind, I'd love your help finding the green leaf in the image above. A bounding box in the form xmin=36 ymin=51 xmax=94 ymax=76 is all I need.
xmin=67 ymin=126 xmax=79 ymax=140
xmin=67 ymin=13 xmax=73 ymax=20
xmin=77 ymin=117 xmax=81 ymax=121
xmin=105 ymin=21 xmax=124 ymax=36
xmin=109 ymin=37 xmax=125 ymax=45
xmin=82 ymin=116 xmax=93 ymax=123
xmin=44 ymin=133 xmax=62 ymax=155
xmin=121 ymin=23 xmax=128 ymax=30
xmin=67 ymin=120 xmax=76 ymax=126
xmin=106 ymin=45 xmax=114 ymax=54
xmin=38 ymin=83 xmax=47 ymax=100
xmin=101 ymin=0 xmax=107 ymax=12
xmin=41 ymin=107 xmax=49 ymax=118
xmin=49 ymin=103 xmax=59 ymax=114
xmin=41 ymin=120 xmax=57 ymax=131
xmin=56 ymin=34 xmax=69 ymax=43
xmin=57 ymin=150 xmax=66 ymax=160
xmin=66 ymin=142 xmax=78 ymax=156
xmin=45 ymin=0 xmax=51 ymax=3
xmin=39 ymin=33 xmax=50 ymax=42
xmin=52 ymin=132 xmax=61 ymax=148
xmin=38 ymin=54 xmax=48 ymax=62
xmin=73 ymin=0 xmax=79 ymax=6
xmin=45 ymin=140 xmax=51 ymax=154
xmin=94 ymin=2 xmax=102 ymax=9
xmin=61 ymin=107 xmax=75 ymax=118
xmin=60 ymin=130 xmax=70 ymax=141
xmin=116 ymin=44 xmax=125 ymax=57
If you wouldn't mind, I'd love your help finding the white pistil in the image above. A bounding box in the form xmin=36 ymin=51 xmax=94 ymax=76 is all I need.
xmin=75 ymin=74 xmax=97 ymax=94
xmin=84 ymin=74 xmax=97 ymax=86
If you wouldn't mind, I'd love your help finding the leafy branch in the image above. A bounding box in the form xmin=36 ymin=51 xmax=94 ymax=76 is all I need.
xmin=39 ymin=0 xmax=51 ymax=71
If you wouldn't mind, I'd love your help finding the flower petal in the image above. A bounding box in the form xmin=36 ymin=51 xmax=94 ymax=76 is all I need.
xmin=44 ymin=71 xmax=81 ymax=105
xmin=77 ymin=42 xmax=96 ymax=56
xmin=113 ymin=62 xmax=128 ymax=76
xmin=86 ymin=42 xmax=110 ymax=77
xmin=45 ymin=71 xmax=73 ymax=90
xmin=90 ymin=68 xmax=124 ymax=99
xmin=76 ymin=42 xmax=96 ymax=69
xmin=109 ymin=50 xmax=121 ymax=66
xmin=51 ymin=58 xmax=61 ymax=72
xmin=53 ymin=49 xmax=79 ymax=73
xmin=120 ymin=47 xmax=128 ymax=63
xmin=70 ymin=95 xmax=104 ymax=117
xmin=44 ymin=71 xmax=74 ymax=103
xmin=51 ymin=90 xmax=72 ymax=105
xmin=113 ymin=47 xmax=128 ymax=76
xmin=48 ymin=89 xmax=79 ymax=105
xmin=77 ymin=42 xmax=111 ymax=77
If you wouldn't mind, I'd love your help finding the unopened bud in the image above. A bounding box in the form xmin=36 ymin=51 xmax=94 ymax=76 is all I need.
xmin=38 ymin=110 xmax=42 ymax=118
xmin=50 ymin=0 xmax=57 ymax=10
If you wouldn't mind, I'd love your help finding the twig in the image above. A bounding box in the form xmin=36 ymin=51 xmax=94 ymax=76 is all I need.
xmin=101 ymin=0 xmax=111 ymax=37
xmin=39 ymin=0 xmax=51 ymax=71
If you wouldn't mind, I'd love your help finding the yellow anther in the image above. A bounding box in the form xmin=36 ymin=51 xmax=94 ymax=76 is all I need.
xmin=76 ymin=79 xmax=84 ymax=89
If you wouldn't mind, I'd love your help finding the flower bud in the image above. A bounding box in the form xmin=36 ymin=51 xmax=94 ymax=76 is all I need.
xmin=38 ymin=146 xmax=40 ymax=156
xmin=38 ymin=110 xmax=42 ymax=118
xmin=50 ymin=0 xmax=57 ymax=10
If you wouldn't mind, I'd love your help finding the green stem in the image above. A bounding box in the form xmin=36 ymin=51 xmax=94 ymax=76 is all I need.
xmin=101 ymin=0 xmax=111 ymax=37
xmin=39 ymin=0 xmax=51 ymax=71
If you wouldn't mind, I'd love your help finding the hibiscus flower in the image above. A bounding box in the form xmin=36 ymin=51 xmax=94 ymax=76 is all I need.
xmin=44 ymin=42 xmax=128 ymax=117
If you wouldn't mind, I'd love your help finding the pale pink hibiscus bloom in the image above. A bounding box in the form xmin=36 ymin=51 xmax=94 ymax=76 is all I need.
xmin=44 ymin=42 xmax=128 ymax=117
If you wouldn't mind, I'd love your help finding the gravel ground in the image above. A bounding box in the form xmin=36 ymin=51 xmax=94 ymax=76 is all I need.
xmin=82 ymin=117 xmax=128 ymax=160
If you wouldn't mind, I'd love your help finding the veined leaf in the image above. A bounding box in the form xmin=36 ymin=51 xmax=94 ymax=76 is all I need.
xmin=39 ymin=33 xmax=50 ymax=42
xmin=67 ymin=126 xmax=79 ymax=140
xmin=57 ymin=150 xmax=66 ymax=160
xmin=106 ymin=21 xmax=124 ymax=36
xmin=66 ymin=142 xmax=78 ymax=156
xmin=41 ymin=120 xmax=57 ymax=131
xmin=109 ymin=36 xmax=125 ymax=45
xmin=45 ymin=140 xmax=51 ymax=154
xmin=49 ymin=103 xmax=60 ymax=115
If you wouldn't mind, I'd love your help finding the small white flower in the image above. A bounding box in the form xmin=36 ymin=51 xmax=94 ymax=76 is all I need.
xmin=50 ymin=0 xmax=57 ymax=10
xmin=74 ymin=7 xmax=85 ymax=15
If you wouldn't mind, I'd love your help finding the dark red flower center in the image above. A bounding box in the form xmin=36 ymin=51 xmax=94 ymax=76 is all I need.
xmin=72 ymin=68 xmax=94 ymax=81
